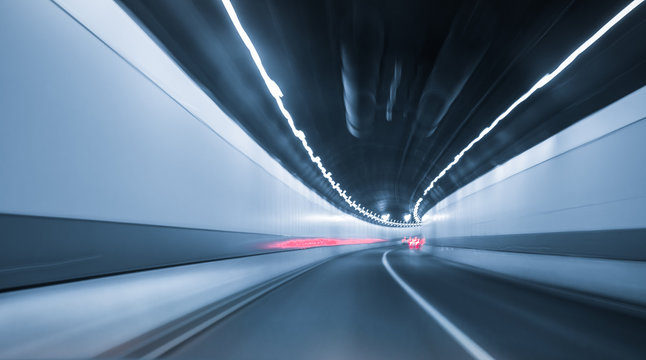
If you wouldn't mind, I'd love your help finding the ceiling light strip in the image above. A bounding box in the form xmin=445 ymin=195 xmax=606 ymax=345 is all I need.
xmin=413 ymin=0 xmax=644 ymax=222
xmin=221 ymin=0 xmax=416 ymax=227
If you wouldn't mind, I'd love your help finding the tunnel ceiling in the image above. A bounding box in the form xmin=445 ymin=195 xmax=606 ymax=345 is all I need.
xmin=120 ymin=0 xmax=646 ymax=225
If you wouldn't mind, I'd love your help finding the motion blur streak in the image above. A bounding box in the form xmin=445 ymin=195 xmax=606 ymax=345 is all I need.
xmin=382 ymin=250 xmax=494 ymax=360
xmin=220 ymin=0 xmax=413 ymax=227
xmin=264 ymin=238 xmax=386 ymax=250
xmin=413 ymin=0 xmax=645 ymax=222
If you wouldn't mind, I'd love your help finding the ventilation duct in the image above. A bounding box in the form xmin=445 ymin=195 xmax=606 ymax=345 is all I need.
xmin=340 ymin=7 xmax=384 ymax=138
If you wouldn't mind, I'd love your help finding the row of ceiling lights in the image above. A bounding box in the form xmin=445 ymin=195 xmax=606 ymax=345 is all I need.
xmin=412 ymin=0 xmax=643 ymax=222
xmin=222 ymin=0 xmax=417 ymax=227
xmin=221 ymin=0 xmax=643 ymax=227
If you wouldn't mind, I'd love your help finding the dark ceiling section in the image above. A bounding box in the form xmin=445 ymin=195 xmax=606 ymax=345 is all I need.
xmin=120 ymin=0 xmax=646 ymax=224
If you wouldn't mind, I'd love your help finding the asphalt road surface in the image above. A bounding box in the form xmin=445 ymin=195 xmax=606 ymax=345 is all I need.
xmin=165 ymin=246 xmax=646 ymax=359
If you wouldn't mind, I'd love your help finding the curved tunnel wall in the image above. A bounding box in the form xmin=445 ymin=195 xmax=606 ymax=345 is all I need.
xmin=421 ymin=85 xmax=646 ymax=306
xmin=0 ymin=0 xmax=406 ymax=290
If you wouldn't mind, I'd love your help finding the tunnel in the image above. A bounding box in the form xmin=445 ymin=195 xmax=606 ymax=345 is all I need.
xmin=1 ymin=0 xmax=646 ymax=359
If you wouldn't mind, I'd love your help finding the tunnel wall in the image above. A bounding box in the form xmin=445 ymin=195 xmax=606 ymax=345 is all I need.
xmin=421 ymin=85 xmax=646 ymax=306
xmin=0 ymin=0 xmax=405 ymax=290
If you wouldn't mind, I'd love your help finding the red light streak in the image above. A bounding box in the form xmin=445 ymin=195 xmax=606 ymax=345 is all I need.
xmin=264 ymin=238 xmax=386 ymax=250
xmin=402 ymin=236 xmax=425 ymax=250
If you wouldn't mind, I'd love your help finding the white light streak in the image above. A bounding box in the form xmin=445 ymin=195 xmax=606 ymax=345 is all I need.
xmin=221 ymin=0 xmax=416 ymax=227
xmin=413 ymin=0 xmax=644 ymax=223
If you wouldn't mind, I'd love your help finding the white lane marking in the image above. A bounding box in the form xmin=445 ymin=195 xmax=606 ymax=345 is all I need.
xmin=382 ymin=250 xmax=494 ymax=360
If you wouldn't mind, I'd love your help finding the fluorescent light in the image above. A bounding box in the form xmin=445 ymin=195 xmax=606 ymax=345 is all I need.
xmin=413 ymin=0 xmax=644 ymax=222
xmin=221 ymin=0 xmax=416 ymax=227
xmin=221 ymin=0 xmax=643 ymax=226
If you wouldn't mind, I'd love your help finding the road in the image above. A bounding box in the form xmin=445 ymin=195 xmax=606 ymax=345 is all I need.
xmin=165 ymin=246 xmax=646 ymax=359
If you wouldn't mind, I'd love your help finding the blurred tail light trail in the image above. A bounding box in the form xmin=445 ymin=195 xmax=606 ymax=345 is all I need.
xmin=264 ymin=238 xmax=386 ymax=250
xmin=402 ymin=236 xmax=425 ymax=249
